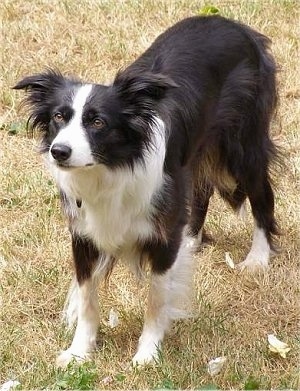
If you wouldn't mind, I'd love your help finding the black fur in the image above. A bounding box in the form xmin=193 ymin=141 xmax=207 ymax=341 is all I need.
xmin=71 ymin=234 xmax=100 ymax=284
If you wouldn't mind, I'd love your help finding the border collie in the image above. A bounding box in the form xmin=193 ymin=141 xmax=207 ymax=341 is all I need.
xmin=14 ymin=15 xmax=279 ymax=367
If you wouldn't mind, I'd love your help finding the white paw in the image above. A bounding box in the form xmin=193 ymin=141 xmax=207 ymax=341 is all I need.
xmin=56 ymin=349 xmax=92 ymax=368
xmin=238 ymin=226 xmax=270 ymax=273
xmin=132 ymin=344 xmax=159 ymax=366
xmin=237 ymin=255 xmax=269 ymax=272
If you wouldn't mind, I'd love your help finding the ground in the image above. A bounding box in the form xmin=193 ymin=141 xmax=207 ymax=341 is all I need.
xmin=0 ymin=0 xmax=299 ymax=389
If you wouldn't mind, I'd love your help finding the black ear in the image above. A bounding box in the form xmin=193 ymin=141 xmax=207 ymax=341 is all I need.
xmin=13 ymin=70 xmax=68 ymax=134
xmin=113 ymin=71 xmax=178 ymax=102
xmin=13 ymin=75 xmax=50 ymax=91
xmin=13 ymin=69 xmax=66 ymax=92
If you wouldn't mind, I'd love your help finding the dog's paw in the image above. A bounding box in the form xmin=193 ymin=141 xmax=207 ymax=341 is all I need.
xmin=237 ymin=255 xmax=269 ymax=273
xmin=56 ymin=349 xmax=92 ymax=368
xmin=132 ymin=344 xmax=159 ymax=367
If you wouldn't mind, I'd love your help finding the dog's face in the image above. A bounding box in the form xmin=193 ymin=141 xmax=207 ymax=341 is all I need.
xmin=14 ymin=70 xmax=176 ymax=170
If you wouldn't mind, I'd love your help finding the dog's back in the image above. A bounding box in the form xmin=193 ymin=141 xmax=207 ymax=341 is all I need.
xmin=121 ymin=15 xmax=277 ymax=166
xmin=118 ymin=15 xmax=279 ymax=264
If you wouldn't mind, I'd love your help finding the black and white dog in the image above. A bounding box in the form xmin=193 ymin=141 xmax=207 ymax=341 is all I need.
xmin=14 ymin=15 xmax=279 ymax=366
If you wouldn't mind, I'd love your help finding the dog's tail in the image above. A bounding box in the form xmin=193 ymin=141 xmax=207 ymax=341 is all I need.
xmin=207 ymin=22 xmax=281 ymax=175
xmin=240 ymin=24 xmax=281 ymax=166
xmin=241 ymin=23 xmax=278 ymax=121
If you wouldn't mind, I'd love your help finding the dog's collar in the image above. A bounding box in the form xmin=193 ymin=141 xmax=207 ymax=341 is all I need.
xmin=76 ymin=199 xmax=82 ymax=208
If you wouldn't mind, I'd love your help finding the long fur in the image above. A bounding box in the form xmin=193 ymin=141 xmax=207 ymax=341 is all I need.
xmin=14 ymin=15 xmax=279 ymax=365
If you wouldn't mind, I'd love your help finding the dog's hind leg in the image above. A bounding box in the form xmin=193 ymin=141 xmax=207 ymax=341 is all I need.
xmin=237 ymin=175 xmax=278 ymax=272
xmin=133 ymin=228 xmax=194 ymax=365
xmin=219 ymin=176 xmax=278 ymax=272
xmin=56 ymin=234 xmax=102 ymax=367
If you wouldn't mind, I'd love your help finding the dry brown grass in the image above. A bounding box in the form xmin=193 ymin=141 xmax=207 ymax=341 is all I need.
xmin=1 ymin=0 xmax=299 ymax=389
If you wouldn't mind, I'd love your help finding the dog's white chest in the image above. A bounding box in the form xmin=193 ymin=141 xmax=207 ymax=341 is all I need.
xmin=53 ymin=161 xmax=163 ymax=257
xmin=76 ymin=194 xmax=154 ymax=255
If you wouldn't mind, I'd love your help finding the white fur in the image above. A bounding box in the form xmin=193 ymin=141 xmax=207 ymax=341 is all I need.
xmin=63 ymin=277 xmax=79 ymax=328
xmin=62 ymin=253 xmax=115 ymax=331
xmin=237 ymin=201 xmax=247 ymax=220
xmin=49 ymin=84 xmax=95 ymax=168
xmin=238 ymin=222 xmax=270 ymax=271
xmin=57 ymin=276 xmax=100 ymax=367
xmin=132 ymin=229 xmax=194 ymax=365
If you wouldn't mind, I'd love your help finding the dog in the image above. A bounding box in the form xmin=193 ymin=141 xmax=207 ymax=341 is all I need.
xmin=14 ymin=15 xmax=279 ymax=367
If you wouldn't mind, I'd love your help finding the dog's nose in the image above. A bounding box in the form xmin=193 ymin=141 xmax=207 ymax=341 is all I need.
xmin=51 ymin=144 xmax=72 ymax=162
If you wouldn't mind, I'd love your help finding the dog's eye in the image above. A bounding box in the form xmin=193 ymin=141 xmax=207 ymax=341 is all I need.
xmin=93 ymin=118 xmax=105 ymax=129
xmin=53 ymin=113 xmax=64 ymax=123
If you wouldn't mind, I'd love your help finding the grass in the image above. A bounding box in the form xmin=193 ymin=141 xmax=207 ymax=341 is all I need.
xmin=1 ymin=0 xmax=299 ymax=389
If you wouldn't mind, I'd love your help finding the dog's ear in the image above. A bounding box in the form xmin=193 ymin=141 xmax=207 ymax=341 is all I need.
xmin=112 ymin=72 xmax=177 ymax=141
xmin=13 ymin=69 xmax=66 ymax=100
xmin=13 ymin=70 xmax=68 ymax=134
xmin=113 ymin=71 xmax=178 ymax=103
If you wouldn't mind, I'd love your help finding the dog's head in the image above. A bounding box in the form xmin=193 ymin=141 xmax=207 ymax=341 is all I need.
xmin=14 ymin=69 xmax=176 ymax=170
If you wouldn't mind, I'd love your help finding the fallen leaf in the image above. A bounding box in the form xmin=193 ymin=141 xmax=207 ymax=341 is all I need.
xmin=225 ymin=252 xmax=235 ymax=269
xmin=101 ymin=376 xmax=113 ymax=385
xmin=207 ymin=356 xmax=227 ymax=376
xmin=0 ymin=255 xmax=7 ymax=270
xmin=108 ymin=309 xmax=119 ymax=328
xmin=268 ymin=334 xmax=290 ymax=358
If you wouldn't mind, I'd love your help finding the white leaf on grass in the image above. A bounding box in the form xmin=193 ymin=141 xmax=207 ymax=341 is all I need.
xmin=108 ymin=309 xmax=119 ymax=328
xmin=0 ymin=255 xmax=7 ymax=270
xmin=207 ymin=356 xmax=227 ymax=376
xmin=225 ymin=252 xmax=235 ymax=269
xmin=101 ymin=376 xmax=113 ymax=385
xmin=268 ymin=334 xmax=291 ymax=358
xmin=0 ymin=381 xmax=21 ymax=391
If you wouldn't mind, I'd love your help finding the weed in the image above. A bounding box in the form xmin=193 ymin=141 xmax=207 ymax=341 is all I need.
xmin=52 ymin=361 xmax=98 ymax=390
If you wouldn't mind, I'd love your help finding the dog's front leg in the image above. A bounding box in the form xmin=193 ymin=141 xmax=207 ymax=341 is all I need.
xmin=133 ymin=229 xmax=194 ymax=365
xmin=56 ymin=234 xmax=101 ymax=367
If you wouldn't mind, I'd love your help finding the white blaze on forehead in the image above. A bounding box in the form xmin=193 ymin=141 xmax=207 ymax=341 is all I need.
xmin=72 ymin=84 xmax=93 ymax=120
xmin=50 ymin=84 xmax=95 ymax=167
